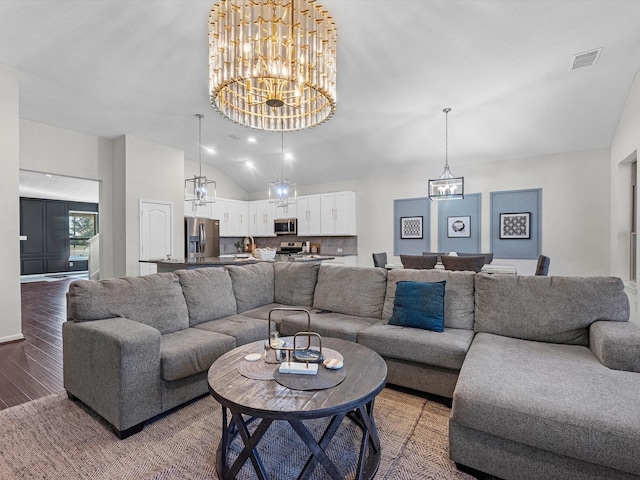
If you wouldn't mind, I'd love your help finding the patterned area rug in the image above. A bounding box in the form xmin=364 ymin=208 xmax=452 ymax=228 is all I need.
xmin=0 ymin=388 xmax=474 ymax=480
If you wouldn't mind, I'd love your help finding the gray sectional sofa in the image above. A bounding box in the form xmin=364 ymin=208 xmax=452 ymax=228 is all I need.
xmin=62 ymin=262 xmax=640 ymax=479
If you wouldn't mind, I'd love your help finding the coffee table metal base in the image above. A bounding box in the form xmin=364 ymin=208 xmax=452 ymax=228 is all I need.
xmin=216 ymin=399 xmax=381 ymax=480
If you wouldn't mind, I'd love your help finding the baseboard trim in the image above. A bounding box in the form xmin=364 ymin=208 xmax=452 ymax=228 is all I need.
xmin=0 ymin=333 xmax=25 ymax=344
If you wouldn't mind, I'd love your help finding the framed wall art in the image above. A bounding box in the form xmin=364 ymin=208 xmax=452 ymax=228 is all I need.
xmin=500 ymin=212 xmax=531 ymax=239
xmin=447 ymin=215 xmax=471 ymax=238
xmin=400 ymin=216 xmax=423 ymax=239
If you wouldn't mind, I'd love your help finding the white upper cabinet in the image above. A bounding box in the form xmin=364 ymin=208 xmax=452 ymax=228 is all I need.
xmin=320 ymin=191 xmax=357 ymax=235
xmin=297 ymin=195 xmax=322 ymax=235
xmin=210 ymin=198 xmax=249 ymax=237
xmin=184 ymin=195 xmax=211 ymax=218
xmin=274 ymin=201 xmax=297 ymax=220
xmin=249 ymin=200 xmax=276 ymax=237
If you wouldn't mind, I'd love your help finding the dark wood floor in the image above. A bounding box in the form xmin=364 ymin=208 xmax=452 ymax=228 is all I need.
xmin=0 ymin=280 xmax=70 ymax=410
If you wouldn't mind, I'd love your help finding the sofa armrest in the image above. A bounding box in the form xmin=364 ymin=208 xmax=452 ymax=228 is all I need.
xmin=62 ymin=317 xmax=162 ymax=432
xmin=589 ymin=321 xmax=640 ymax=373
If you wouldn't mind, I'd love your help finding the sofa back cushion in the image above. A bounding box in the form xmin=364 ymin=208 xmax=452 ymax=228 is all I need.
xmin=67 ymin=273 xmax=189 ymax=334
xmin=225 ymin=263 xmax=275 ymax=313
xmin=383 ymin=269 xmax=476 ymax=329
xmin=274 ymin=262 xmax=320 ymax=307
xmin=474 ymin=274 xmax=629 ymax=345
xmin=175 ymin=268 xmax=238 ymax=326
xmin=313 ymin=265 xmax=387 ymax=318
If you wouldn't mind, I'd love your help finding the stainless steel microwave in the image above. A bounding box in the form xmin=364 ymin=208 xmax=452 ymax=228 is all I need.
xmin=274 ymin=218 xmax=297 ymax=235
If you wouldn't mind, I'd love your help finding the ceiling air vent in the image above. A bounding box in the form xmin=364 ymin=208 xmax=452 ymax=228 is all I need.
xmin=226 ymin=133 xmax=240 ymax=140
xmin=570 ymin=48 xmax=602 ymax=71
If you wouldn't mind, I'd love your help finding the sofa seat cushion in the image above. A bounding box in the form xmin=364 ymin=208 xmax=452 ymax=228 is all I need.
xmin=451 ymin=333 xmax=640 ymax=476
xmin=175 ymin=268 xmax=237 ymax=326
xmin=193 ymin=314 xmax=270 ymax=346
xmin=280 ymin=310 xmax=380 ymax=342
xmin=357 ymin=323 xmax=473 ymax=371
xmin=225 ymin=263 xmax=275 ymax=313
xmin=241 ymin=303 xmax=309 ymax=324
xmin=383 ymin=269 xmax=475 ymax=330
xmin=68 ymin=273 xmax=189 ymax=334
xmin=274 ymin=262 xmax=320 ymax=307
xmin=313 ymin=265 xmax=387 ymax=318
xmin=160 ymin=328 xmax=235 ymax=381
xmin=474 ymin=274 xmax=629 ymax=345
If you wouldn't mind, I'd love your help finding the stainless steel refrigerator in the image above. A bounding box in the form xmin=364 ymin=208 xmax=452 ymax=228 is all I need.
xmin=185 ymin=218 xmax=220 ymax=259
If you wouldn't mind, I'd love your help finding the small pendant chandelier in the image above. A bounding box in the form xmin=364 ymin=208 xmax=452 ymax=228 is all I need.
xmin=268 ymin=132 xmax=296 ymax=212
xmin=185 ymin=114 xmax=216 ymax=207
xmin=428 ymin=108 xmax=464 ymax=200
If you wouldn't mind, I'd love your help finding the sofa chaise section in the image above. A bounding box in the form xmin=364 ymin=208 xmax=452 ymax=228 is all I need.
xmin=358 ymin=269 xmax=476 ymax=398
xmin=450 ymin=274 xmax=640 ymax=480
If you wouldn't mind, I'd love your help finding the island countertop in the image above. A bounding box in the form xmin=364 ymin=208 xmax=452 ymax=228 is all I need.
xmin=140 ymin=256 xmax=258 ymax=272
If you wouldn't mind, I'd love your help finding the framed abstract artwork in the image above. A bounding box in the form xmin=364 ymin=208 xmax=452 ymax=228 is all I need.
xmin=400 ymin=216 xmax=423 ymax=239
xmin=500 ymin=212 xmax=531 ymax=239
xmin=447 ymin=215 xmax=471 ymax=238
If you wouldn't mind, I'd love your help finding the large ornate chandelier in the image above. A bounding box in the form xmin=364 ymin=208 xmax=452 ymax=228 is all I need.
xmin=209 ymin=0 xmax=337 ymax=131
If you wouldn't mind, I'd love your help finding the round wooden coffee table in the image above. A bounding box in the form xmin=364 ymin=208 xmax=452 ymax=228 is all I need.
xmin=207 ymin=337 xmax=387 ymax=480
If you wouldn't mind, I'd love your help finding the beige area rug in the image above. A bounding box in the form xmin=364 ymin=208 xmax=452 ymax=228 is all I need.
xmin=0 ymin=388 xmax=474 ymax=480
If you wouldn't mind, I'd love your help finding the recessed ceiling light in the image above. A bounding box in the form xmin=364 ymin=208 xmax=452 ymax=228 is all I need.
xmin=248 ymin=137 xmax=257 ymax=143
xmin=204 ymin=147 xmax=216 ymax=155
xmin=245 ymin=160 xmax=255 ymax=169
xmin=44 ymin=174 xmax=53 ymax=178
xmin=285 ymin=153 xmax=293 ymax=160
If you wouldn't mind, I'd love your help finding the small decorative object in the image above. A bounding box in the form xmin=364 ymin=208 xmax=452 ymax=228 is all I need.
xmin=447 ymin=215 xmax=471 ymax=238
xmin=323 ymin=358 xmax=343 ymax=370
xmin=500 ymin=212 xmax=531 ymax=239
xmin=234 ymin=241 xmax=243 ymax=253
xmin=401 ymin=216 xmax=423 ymax=239
xmin=266 ymin=308 xmax=323 ymax=375
xmin=244 ymin=353 xmax=262 ymax=362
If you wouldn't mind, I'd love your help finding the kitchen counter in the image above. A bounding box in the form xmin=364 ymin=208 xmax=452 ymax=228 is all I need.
xmin=283 ymin=255 xmax=335 ymax=263
xmin=140 ymin=256 xmax=258 ymax=273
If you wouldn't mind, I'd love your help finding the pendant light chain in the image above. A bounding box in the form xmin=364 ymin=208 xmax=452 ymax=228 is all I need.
xmin=444 ymin=107 xmax=451 ymax=170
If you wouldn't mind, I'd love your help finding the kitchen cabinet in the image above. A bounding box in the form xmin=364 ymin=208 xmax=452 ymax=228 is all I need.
xmin=274 ymin=201 xmax=297 ymax=220
xmin=320 ymin=191 xmax=357 ymax=235
xmin=249 ymin=200 xmax=276 ymax=237
xmin=296 ymin=195 xmax=322 ymax=236
xmin=184 ymin=194 xmax=211 ymax=218
xmin=211 ymin=198 xmax=249 ymax=237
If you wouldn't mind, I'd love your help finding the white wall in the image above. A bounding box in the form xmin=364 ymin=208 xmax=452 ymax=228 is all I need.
xmin=0 ymin=65 xmax=22 ymax=344
xmin=610 ymin=69 xmax=640 ymax=325
xmin=124 ymin=136 xmax=185 ymax=276
xmin=294 ymin=148 xmax=611 ymax=277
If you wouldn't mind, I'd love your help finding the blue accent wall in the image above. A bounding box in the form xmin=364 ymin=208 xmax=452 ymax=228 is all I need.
xmin=437 ymin=193 xmax=481 ymax=253
xmin=490 ymin=189 xmax=541 ymax=259
xmin=394 ymin=197 xmax=430 ymax=255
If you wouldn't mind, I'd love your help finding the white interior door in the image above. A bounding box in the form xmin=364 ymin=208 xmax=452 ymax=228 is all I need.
xmin=140 ymin=201 xmax=172 ymax=275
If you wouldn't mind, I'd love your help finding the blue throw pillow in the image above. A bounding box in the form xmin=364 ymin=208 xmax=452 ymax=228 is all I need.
xmin=388 ymin=281 xmax=445 ymax=332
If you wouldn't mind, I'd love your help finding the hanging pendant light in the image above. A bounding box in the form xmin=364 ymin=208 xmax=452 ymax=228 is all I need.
xmin=208 ymin=0 xmax=337 ymax=131
xmin=268 ymin=132 xmax=296 ymax=212
xmin=428 ymin=108 xmax=464 ymax=200
xmin=185 ymin=114 xmax=216 ymax=207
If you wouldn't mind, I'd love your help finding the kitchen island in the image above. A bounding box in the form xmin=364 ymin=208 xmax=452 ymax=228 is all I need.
xmin=141 ymin=256 xmax=257 ymax=273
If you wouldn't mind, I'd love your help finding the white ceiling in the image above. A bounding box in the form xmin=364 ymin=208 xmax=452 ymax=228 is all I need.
xmin=3 ymin=1 xmax=640 ymax=197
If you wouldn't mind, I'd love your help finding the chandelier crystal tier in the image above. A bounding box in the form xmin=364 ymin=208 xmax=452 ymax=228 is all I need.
xmin=209 ymin=0 xmax=337 ymax=131
xmin=269 ymin=132 xmax=296 ymax=212
xmin=428 ymin=108 xmax=464 ymax=201
xmin=185 ymin=114 xmax=217 ymax=207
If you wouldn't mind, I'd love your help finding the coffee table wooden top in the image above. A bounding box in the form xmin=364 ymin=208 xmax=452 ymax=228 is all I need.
xmin=208 ymin=337 xmax=387 ymax=419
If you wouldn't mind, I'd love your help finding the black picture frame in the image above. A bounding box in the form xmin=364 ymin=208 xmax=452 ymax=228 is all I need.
xmin=500 ymin=212 xmax=531 ymax=239
xmin=400 ymin=216 xmax=423 ymax=239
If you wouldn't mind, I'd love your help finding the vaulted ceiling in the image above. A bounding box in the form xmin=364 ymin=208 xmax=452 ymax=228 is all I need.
xmin=3 ymin=1 xmax=640 ymax=196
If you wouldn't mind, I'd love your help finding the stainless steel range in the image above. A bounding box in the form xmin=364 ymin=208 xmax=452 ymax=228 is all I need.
xmin=275 ymin=241 xmax=304 ymax=261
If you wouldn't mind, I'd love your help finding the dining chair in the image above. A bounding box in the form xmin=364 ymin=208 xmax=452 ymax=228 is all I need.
xmin=372 ymin=252 xmax=388 ymax=268
xmin=457 ymin=252 xmax=494 ymax=265
xmin=400 ymin=255 xmax=438 ymax=270
xmin=535 ymin=255 xmax=550 ymax=276
xmin=441 ymin=255 xmax=485 ymax=273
